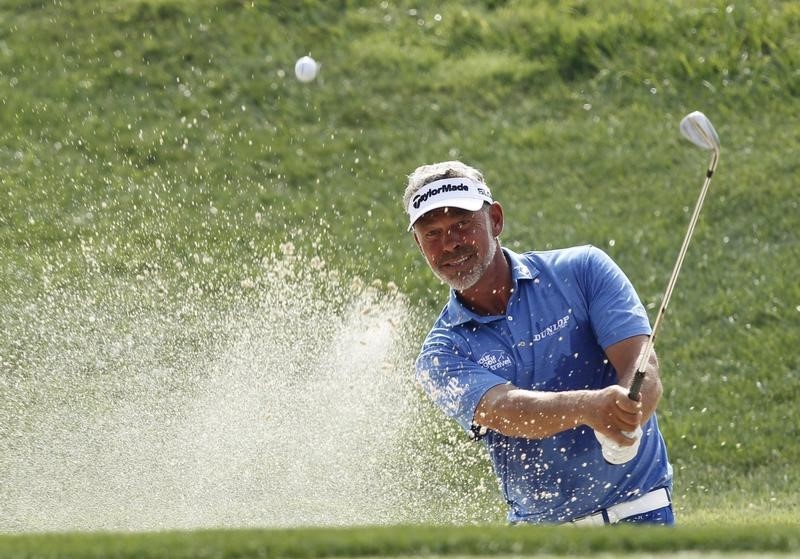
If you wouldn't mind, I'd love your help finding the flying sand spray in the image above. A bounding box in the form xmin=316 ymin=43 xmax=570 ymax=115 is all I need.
xmin=0 ymin=240 xmax=501 ymax=532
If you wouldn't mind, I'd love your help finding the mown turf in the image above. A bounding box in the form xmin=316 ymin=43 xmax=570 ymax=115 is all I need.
xmin=1 ymin=524 xmax=800 ymax=558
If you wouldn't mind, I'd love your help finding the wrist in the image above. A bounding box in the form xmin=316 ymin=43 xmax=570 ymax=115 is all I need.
xmin=573 ymin=390 xmax=594 ymax=428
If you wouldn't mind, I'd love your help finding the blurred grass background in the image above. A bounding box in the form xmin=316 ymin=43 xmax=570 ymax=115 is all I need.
xmin=1 ymin=0 xmax=799 ymax=547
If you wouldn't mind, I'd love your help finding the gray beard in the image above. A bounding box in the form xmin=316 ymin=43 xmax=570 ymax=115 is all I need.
xmin=433 ymin=239 xmax=497 ymax=292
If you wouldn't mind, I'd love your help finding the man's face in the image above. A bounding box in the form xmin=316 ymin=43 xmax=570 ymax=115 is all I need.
xmin=412 ymin=205 xmax=498 ymax=291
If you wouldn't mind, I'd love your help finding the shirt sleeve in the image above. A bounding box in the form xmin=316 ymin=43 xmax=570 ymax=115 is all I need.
xmin=581 ymin=246 xmax=652 ymax=349
xmin=415 ymin=328 xmax=508 ymax=433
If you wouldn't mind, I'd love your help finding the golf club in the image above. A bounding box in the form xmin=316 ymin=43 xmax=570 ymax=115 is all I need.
xmin=627 ymin=111 xmax=721 ymax=400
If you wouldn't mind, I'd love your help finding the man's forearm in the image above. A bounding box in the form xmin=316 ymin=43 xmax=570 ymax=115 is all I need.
xmin=606 ymin=336 xmax=663 ymax=422
xmin=616 ymin=350 xmax=662 ymax=422
xmin=475 ymin=382 xmax=643 ymax=442
xmin=474 ymin=385 xmax=592 ymax=439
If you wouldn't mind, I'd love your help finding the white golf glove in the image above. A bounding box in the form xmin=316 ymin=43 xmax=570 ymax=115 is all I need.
xmin=594 ymin=426 xmax=643 ymax=464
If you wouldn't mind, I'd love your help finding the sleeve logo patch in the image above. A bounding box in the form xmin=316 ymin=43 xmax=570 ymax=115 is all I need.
xmin=477 ymin=350 xmax=514 ymax=372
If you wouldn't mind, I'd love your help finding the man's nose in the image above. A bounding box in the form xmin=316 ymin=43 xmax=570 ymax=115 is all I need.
xmin=444 ymin=226 xmax=463 ymax=250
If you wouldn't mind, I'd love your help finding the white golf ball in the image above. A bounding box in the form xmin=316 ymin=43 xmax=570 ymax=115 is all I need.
xmin=294 ymin=56 xmax=318 ymax=82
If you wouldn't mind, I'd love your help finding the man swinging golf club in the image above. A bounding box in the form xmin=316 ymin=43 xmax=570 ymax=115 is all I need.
xmin=405 ymin=112 xmax=719 ymax=525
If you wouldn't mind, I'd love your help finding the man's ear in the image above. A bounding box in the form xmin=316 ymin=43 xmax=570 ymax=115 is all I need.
xmin=490 ymin=202 xmax=504 ymax=237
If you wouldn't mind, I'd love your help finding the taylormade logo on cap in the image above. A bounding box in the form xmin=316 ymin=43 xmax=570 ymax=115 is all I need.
xmin=407 ymin=177 xmax=493 ymax=230
xmin=412 ymin=182 xmax=470 ymax=209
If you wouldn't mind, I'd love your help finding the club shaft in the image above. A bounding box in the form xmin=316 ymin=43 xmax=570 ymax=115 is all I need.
xmin=628 ymin=151 xmax=719 ymax=399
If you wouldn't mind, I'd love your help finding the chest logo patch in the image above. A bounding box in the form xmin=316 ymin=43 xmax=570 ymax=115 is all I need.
xmin=532 ymin=314 xmax=571 ymax=343
xmin=477 ymin=350 xmax=514 ymax=372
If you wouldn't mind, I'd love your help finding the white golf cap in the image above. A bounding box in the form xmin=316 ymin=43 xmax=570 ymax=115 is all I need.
xmin=407 ymin=177 xmax=493 ymax=231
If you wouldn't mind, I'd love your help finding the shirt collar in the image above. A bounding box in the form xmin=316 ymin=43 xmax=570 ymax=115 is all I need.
xmin=445 ymin=248 xmax=539 ymax=326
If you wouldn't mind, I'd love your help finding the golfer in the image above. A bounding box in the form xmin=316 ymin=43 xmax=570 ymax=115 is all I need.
xmin=406 ymin=161 xmax=673 ymax=525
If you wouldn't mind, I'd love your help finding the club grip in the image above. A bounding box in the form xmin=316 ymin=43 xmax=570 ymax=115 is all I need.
xmin=628 ymin=369 xmax=645 ymax=401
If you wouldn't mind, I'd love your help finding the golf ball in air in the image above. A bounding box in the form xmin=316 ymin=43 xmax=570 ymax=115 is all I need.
xmin=294 ymin=56 xmax=318 ymax=82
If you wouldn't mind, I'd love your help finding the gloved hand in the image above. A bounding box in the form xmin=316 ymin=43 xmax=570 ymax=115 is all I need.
xmin=594 ymin=426 xmax=643 ymax=464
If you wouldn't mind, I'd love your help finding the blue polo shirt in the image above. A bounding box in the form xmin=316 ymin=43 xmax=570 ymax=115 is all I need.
xmin=415 ymin=246 xmax=672 ymax=523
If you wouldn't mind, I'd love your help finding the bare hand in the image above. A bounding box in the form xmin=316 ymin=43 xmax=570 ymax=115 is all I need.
xmin=583 ymin=385 xmax=643 ymax=445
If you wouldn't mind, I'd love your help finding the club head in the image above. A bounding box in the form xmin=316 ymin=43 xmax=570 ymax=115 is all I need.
xmin=680 ymin=111 xmax=720 ymax=153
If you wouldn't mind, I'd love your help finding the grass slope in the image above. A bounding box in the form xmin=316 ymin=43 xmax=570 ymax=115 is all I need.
xmin=1 ymin=0 xmax=799 ymax=540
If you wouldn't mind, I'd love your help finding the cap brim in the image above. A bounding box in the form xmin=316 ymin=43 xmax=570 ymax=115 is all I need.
xmin=407 ymin=197 xmax=486 ymax=231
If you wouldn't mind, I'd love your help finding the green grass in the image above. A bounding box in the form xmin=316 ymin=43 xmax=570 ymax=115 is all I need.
xmin=1 ymin=525 xmax=800 ymax=558
xmin=1 ymin=0 xmax=799 ymax=553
